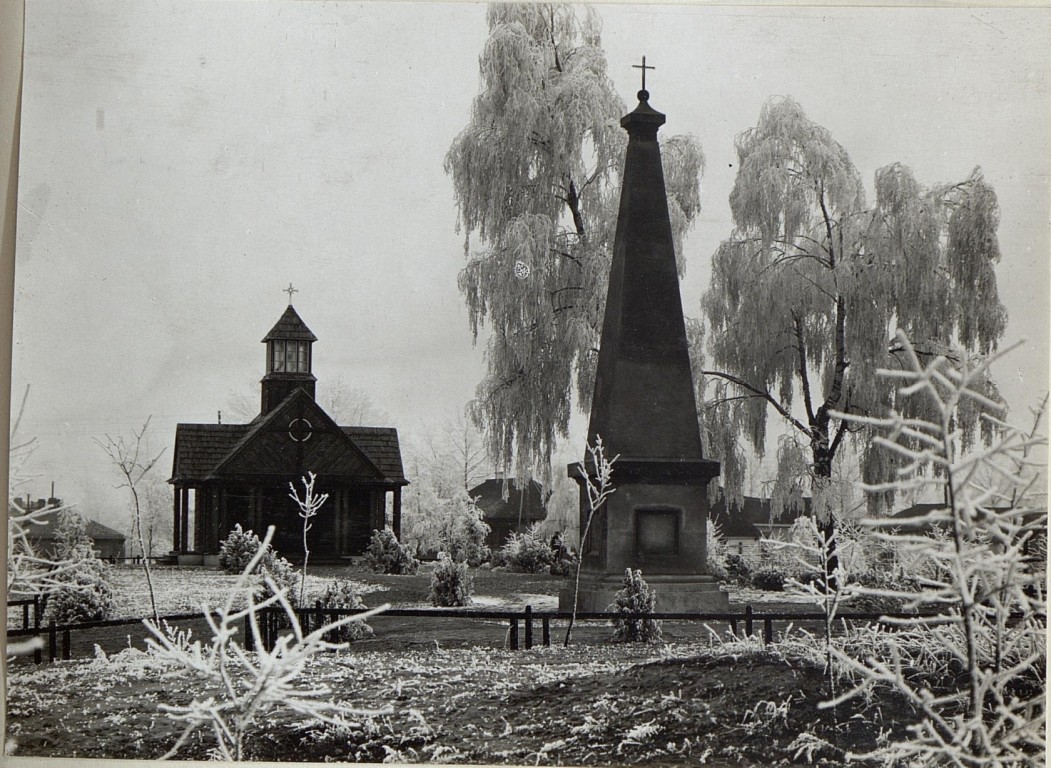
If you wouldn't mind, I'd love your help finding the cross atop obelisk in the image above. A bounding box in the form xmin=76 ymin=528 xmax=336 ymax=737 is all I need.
xmin=632 ymin=55 xmax=655 ymax=91
xmin=284 ymin=282 xmax=298 ymax=305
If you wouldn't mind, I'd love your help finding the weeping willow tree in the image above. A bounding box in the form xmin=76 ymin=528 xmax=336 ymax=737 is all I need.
xmin=445 ymin=3 xmax=704 ymax=481
xmin=698 ymin=97 xmax=1006 ymax=571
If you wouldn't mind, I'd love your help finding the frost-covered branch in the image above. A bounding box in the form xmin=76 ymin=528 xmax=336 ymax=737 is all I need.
xmin=144 ymin=526 xmax=390 ymax=761
xmin=824 ymin=331 xmax=1045 ymax=765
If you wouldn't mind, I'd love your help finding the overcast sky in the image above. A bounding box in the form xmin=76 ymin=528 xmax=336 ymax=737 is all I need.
xmin=12 ymin=2 xmax=1050 ymax=523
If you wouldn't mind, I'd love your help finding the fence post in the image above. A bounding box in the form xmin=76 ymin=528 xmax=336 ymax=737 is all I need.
xmin=764 ymin=616 xmax=773 ymax=644
xmin=244 ymin=614 xmax=254 ymax=652
xmin=745 ymin=605 xmax=753 ymax=637
xmin=48 ymin=621 xmax=57 ymax=663
xmin=730 ymin=619 xmax=738 ymax=636
xmin=22 ymin=602 xmax=29 ymax=630
xmin=62 ymin=629 xmax=71 ymax=660
xmin=542 ymin=617 xmax=551 ymax=647
xmin=524 ymin=605 xmax=533 ymax=650
xmin=509 ymin=617 xmax=519 ymax=650
xmin=34 ymin=596 xmax=41 ymax=629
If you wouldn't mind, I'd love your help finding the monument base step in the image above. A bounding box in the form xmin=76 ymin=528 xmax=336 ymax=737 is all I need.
xmin=558 ymin=574 xmax=728 ymax=612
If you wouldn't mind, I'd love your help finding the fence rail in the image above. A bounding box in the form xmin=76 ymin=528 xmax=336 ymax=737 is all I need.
xmin=8 ymin=603 xmax=1040 ymax=664
xmin=7 ymin=597 xmax=41 ymax=631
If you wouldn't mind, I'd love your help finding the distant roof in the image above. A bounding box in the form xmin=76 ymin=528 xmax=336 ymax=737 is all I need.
xmin=889 ymin=503 xmax=1046 ymax=530
xmin=469 ymin=478 xmax=547 ymax=521
xmin=22 ymin=513 xmax=126 ymax=542
xmin=708 ymin=493 xmax=810 ymax=539
xmin=262 ymin=305 xmax=317 ymax=343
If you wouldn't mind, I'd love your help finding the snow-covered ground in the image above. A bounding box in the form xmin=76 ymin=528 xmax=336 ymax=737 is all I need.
xmin=107 ymin=566 xmax=386 ymax=619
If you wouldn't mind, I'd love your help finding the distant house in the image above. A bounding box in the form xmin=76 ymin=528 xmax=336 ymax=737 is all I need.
xmin=15 ymin=497 xmax=127 ymax=561
xmin=469 ymin=478 xmax=549 ymax=553
xmin=707 ymin=492 xmax=810 ymax=554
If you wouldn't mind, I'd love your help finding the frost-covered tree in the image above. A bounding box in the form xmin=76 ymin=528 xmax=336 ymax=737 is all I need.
xmin=446 ymin=3 xmax=704 ymax=480
xmin=97 ymin=418 xmax=165 ymax=624
xmin=698 ymin=97 xmax=1006 ymax=571
xmin=417 ymin=410 xmax=490 ymax=497
xmin=288 ymin=472 xmax=329 ymax=605
xmin=225 ymin=375 xmax=388 ymax=426
xmin=7 ymin=388 xmax=106 ymax=654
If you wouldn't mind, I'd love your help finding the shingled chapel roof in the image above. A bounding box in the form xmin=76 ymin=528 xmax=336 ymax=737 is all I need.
xmin=262 ymin=304 xmax=318 ymax=342
xmin=171 ymin=393 xmax=406 ymax=484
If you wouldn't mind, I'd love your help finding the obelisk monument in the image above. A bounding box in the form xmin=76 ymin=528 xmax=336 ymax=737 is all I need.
xmin=560 ymin=71 xmax=727 ymax=612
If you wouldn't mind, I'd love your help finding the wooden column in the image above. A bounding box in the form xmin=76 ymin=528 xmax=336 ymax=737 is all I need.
xmin=181 ymin=487 xmax=190 ymax=551
xmin=392 ymin=486 xmax=402 ymax=540
xmin=173 ymin=485 xmax=182 ymax=553
xmin=334 ymin=490 xmax=343 ymax=556
xmin=194 ymin=488 xmax=205 ymax=552
xmin=211 ymin=489 xmax=223 ymax=554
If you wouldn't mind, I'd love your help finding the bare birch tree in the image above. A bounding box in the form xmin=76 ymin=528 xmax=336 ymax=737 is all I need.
xmin=97 ymin=418 xmax=164 ymax=624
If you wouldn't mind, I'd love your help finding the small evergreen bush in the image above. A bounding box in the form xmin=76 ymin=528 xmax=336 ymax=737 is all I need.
xmin=609 ymin=568 xmax=662 ymax=644
xmin=42 ymin=510 xmax=116 ymax=624
xmin=365 ymin=528 xmax=420 ymax=575
xmin=429 ymin=552 xmax=473 ymax=607
xmin=705 ymin=519 xmax=730 ymax=581
xmin=315 ymin=580 xmax=373 ymax=642
xmin=42 ymin=563 xmax=116 ymax=624
xmin=724 ymin=553 xmax=754 ymax=584
xmin=500 ymin=523 xmax=554 ymax=573
xmin=257 ymin=553 xmax=299 ymax=607
xmin=752 ymin=567 xmax=786 ymax=592
xmin=796 ymin=569 xmax=826 ymax=589
xmin=218 ymin=525 xmax=299 ymax=606
xmin=219 ymin=525 xmax=263 ymax=573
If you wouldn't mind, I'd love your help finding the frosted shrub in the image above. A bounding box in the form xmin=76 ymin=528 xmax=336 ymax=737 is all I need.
xmin=705 ymin=518 xmax=730 ymax=581
xmin=825 ymin=333 xmax=1046 ymax=766
xmin=255 ymin=551 xmax=300 ymax=617
xmin=219 ymin=524 xmax=300 ymax=606
xmin=609 ymin=568 xmax=662 ymax=644
xmin=365 ymin=528 xmax=420 ymax=575
xmin=500 ymin=522 xmax=554 ymax=574
xmin=316 ymin=580 xmax=374 ymax=643
xmin=42 ymin=510 xmax=116 ymax=624
xmin=218 ymin=524 xmax=263 ymax=573
xmin=751 ymin=567 xmax=786 ymax=592
xmin=429 ymin=552 xmax=473 ymax=607
xmin=723 ymin=552 xmax=754 ymax=584
xmin=42 ymin=563 xmax=116 ymax=624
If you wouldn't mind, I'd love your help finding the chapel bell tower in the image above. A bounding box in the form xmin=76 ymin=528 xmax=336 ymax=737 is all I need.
xmin=260 ymin=297 xmax=317 ymax=415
